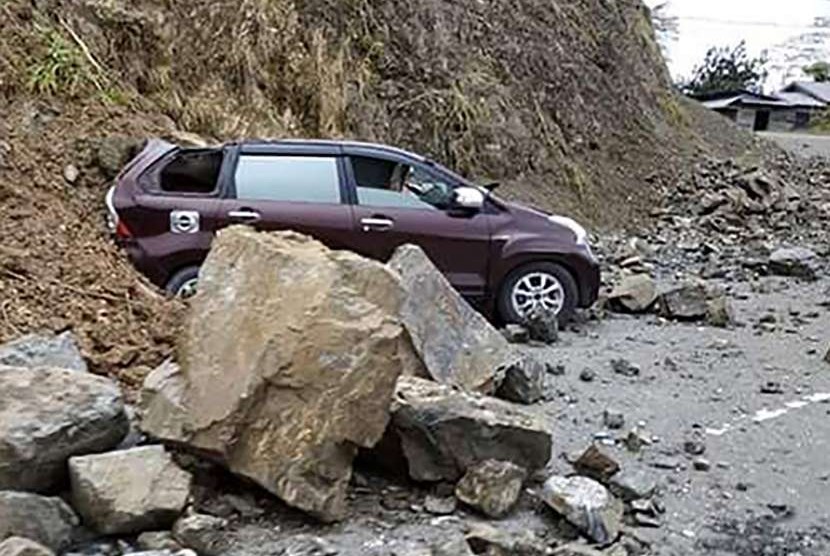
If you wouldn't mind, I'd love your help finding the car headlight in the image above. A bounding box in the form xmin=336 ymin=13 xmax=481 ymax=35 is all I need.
xmin=548 ymin=215 xmax=588 ymax=245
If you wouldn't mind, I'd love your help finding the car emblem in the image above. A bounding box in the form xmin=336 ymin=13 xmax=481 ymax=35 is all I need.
xmin=170 ymin=210 xmax=200 ymax=234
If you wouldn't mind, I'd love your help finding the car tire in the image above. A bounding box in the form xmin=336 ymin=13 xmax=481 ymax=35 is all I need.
xmin=497 ymin=261 xmax=579 ymax=325
xmin=165 ymin=265 xmax=200 ymax=299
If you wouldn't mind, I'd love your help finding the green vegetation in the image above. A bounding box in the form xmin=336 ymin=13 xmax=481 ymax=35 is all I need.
xmin=803 ymin=61 xmax=829 ymax=82
xmin=682 ymin=42 xmax=767 ymax=96
xmin=27 ymin=24 xmax=89 ymax=95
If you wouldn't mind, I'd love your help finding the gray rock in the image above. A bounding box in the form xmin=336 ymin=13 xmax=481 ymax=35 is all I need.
xmin=0 ymin=365 xmax=128 ymax=492
xmin=524 ymin=307 xmax=559 ymax=344
xmin=389 ymin=376 xmax=552 ymax=482
xmin=502 ymin=324 xmax=530 ymax=344
xmin=496 ymin=356 xmax=544 ymax=404
xmin=454 ymin=459 xmax=526 ymax=518
xmin=136 ymin=532 xmax=181 ymax=552
xmin=657 ymin=283 xmax=708 ymax=321
xmin=706 ymin=296 xmax=734 ymax=327
xmin=611 ymin=359 xmax=640 ymax=377
xmin=603 ymin=409 xmax=625 ymax=430
xmin=0 ymin=491 xmax=79 ymax=551
xmin=693 ymin=458 xmax=711 ymax=471
xmin=0 ymin=332 xmax=86 ymax=372
xmin=465 ymin=523 xmax=547 ymax=556
xmin=0 ymin=537 xmax=55 ymax=556
xmin=608 ymin=274 xmax=657 ymax=313
xmin=541 ymin=476 xmax=623 ymax=545
xmin=63 ymin=165 xmax=80 ymax=184
xmin=389 ymin=244 xmax=514 ymax=393
xmin=608 ymin=469 xmax=658 ymax=501
xmin=769 ymin=247 xmax=819 ymax=280
xmin=172 ymin=514 xmax=229 ymax=556
xmin=579 ymin=369 xmax=596 ymax=382
xmin=424 ymin=494 xmax=457 ymax=515
xmin=69 ymin=446 xmax=192 ymax=535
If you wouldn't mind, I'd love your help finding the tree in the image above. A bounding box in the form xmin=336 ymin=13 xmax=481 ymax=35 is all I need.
xmin=804 ymin=61 xmax=830 ymax=82
xmin=650 ymin=2 xmax=678 ymax=60
xmin=683 ymin=42 xmax=768 ymax=96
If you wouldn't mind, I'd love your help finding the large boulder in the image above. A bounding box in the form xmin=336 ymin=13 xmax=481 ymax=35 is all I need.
xmin=69 ymin=446 xmax=192 ymax=535
xmin=657 ymin=283 xmax=708 ymax=321
xmin=389 ymin=245 xmax=514 ymax=393
xmin=0 ymin=491 xmax=79 ymax=552
xmin=0 ymin=366 xmax=128 ymax=492
xmin=541 ymin=476 xmax=623 ymax=545
xmin=0 ymin=332 xmax=86 ymax=372
xmin=768 ymin=247 xmax=819 ymax=280
xmin=140 ymin=228 xmax=417 ymax=522
xmin=388 ymin=376 xmax=552 ymax=482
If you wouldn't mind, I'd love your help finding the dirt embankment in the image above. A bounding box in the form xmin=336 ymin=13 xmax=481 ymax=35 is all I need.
xmin=0 ymin=0 xmax=754 ymax=379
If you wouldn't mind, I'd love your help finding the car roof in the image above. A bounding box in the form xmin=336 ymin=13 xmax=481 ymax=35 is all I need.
xmin=238 ymin=138 xmax=426 ymax=161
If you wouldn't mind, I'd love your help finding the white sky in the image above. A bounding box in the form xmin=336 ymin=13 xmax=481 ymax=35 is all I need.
xmin=645 ymin=0 xmax=830 ymax=90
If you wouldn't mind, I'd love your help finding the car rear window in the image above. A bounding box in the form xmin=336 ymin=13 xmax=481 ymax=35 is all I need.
xmin=159 ymin=149 xmax=223 ymax=194
xmin=234 ymin=155 xmax=340 ymax=204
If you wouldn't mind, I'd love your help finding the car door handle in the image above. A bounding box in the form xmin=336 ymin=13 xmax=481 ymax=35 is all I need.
xmin=228 ymin=209 xmax=262 ymax=223
xmin=361 ymin=217 xmax=394 ymax=232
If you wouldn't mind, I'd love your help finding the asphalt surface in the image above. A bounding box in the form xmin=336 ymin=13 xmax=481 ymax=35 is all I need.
xmin=533 ymin=275 xmax=830 ymax=555
xmin=760 ymin=131 xmax=830 ymax=159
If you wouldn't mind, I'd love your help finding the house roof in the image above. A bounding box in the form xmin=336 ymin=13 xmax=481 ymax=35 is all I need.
xmin=782 ymin=81 xmax=830 ymax=103
xmin=700 ymin=91 xmax=792 ymax=110
xmin=776 ymin=91 xmax=827 ymax=108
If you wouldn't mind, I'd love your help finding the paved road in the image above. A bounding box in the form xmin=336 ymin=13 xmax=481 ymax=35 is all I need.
xmin=759 ymin=131 xmax=830 ymax=158
xmin=536 ymin=275 xmax=830 ymax=555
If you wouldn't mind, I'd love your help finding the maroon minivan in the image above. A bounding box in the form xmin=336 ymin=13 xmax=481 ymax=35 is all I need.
xmin=106 ymin=139 xmax=599 ymax=324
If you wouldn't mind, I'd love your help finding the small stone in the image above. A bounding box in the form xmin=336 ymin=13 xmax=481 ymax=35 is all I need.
xmin=502 ymin=324 xmax=529 ymax=344
xmin=424 ymin=494 xmax=457 ymax=516
xmin=603 ymin=409 xmax=625 ymax=430
xmin=541 ymin=476 xmax=623 ymax=545
xmin=573 ymin=444 xmax=620 ymax=482
xmin=525 ymin=307 xmax=559 ymax=344
xmin=706 ymin=296 xmax=734 ymax=327
xmin=62 ymin=164 xmax=80 ymax=184
xmin=623 ymin=430 xmax=649 ymax=452
xmin=611 ymin=358 xmax=640 ymax=377
xmin=466 ymin=523 xmax=547 ymax=555
xmin=579 ymin=369 xmax=596 ymax=382
xmin=136 ymin=532 xmax=182 ymax=552
xmin=0 ymin=537 xmax=55 ymax=556
xmin=172 ymin=514 xmax=229 ymax=556
xmin=693 ymin=458 xmax=711 ymax=471
xmin=683 ymin=439 xmax=706 ymax=456
xmin=454 ymin=460 xmax=526 ymax=518
xmin=760 ymin=381 xmax=784 ymax=394
xmin=651 ymin=457 xmax=681 ymax=470
xmin=633 ymin=514 xmax=662 ymax=528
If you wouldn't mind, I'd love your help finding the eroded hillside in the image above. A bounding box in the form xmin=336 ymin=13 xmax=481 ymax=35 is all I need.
xmin=0 ymin=0 xmax=753 ymax=376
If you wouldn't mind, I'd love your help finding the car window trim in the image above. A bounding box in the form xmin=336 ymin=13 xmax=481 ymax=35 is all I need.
xmin=138 ymin=146 xmax=229 ymax=198
xmin=227 ymin=152 xmax=349 ymax=205
xmin=344 ymin=153 xmax=461 ymax=211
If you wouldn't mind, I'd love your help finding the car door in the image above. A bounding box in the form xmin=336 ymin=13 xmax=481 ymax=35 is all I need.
xmin=344 ymin=152 xmax=492 ymax=299
xmin=217 ymin=146 xmax=355 ymax=250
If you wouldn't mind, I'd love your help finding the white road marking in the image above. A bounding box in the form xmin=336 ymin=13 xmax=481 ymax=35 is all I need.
xmin=706 ymin=392 xmax=830 ymax=434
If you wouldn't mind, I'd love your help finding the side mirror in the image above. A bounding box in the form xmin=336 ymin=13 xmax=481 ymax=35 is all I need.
xmin=453 ymin=187 xmax=485 ymax=210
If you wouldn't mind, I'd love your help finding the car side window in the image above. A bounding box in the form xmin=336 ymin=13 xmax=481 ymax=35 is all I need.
xmin=159 ymin=149 xmax=223 ymax=194
xmin=351 ymin=156 xmax=455 ymax=210
xmin=234 ymin=155 xmax=341 ymax=203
